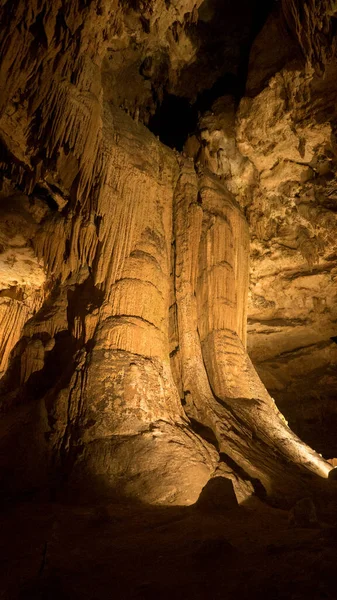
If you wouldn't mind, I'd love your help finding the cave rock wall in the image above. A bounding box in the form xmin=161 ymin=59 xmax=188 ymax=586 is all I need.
xmin=0 ymin=0 xmax=333 ymax=505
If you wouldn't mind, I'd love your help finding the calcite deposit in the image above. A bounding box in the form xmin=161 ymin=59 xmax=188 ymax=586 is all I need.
xmin=0 ymin=0 xmax=336 ymax=509
xmin=239 ymin=1 xmax=337 ymax=454
xmin=189 ymin=1 xmax=337 ymax=456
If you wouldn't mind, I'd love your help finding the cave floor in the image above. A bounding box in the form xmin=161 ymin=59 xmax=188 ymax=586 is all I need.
xmin=1 ymin=495 xmax=336 ymax=600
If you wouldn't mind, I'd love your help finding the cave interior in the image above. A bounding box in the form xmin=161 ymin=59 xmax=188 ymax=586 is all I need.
xmin=1 ymin=0 xmax=337 ymax=598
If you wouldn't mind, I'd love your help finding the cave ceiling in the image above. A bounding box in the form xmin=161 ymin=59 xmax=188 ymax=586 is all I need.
xmin=102 ymin=0 xmax=277 ymax=138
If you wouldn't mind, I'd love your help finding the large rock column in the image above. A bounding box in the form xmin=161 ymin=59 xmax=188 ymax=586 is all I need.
xmin=174 ymin=162 xmax=331 ymax=504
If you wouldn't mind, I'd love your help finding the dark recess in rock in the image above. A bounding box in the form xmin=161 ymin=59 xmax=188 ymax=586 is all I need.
xmin=147 ymin=0 xmax=279 ymax=148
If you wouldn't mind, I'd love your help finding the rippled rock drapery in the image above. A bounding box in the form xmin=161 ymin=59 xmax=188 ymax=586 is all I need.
xmin=241 ymin=0 xmax=337 ymax=454
xmin=0 ymin=0 xmax=334 ymax=506
xmin=187 ymin=1 xmax=337 ymax=457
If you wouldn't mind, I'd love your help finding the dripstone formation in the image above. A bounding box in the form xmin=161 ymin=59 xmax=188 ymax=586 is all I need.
xmin=0 ymin=0 xmax=336 ymax=507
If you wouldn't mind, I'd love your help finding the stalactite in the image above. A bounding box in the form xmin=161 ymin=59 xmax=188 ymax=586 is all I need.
xmin=0 ymin=290 xmax=44 ymax=381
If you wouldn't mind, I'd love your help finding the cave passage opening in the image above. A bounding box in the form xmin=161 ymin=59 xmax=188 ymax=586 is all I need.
xmin=147 ymin=0 xmax=279 ymax=149
xmin=148 ymin=94 xmax=198 ymax=151
xmin=148 ymin=73 xmax=239 ymax=151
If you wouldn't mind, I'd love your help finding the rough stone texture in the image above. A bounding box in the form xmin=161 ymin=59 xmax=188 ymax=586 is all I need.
xmin=3 ymin=498 xmax=337 ymax=600
xmin=0 ymin=103 xmax=218 ymax=505
xmin=238 ymin=4 xmax=337 ymax=456
xmin=102 ymin=0 xmax=274 ymax=125
xmin=187 ymin=2 xmax=337 ymax=457
xmin=0 ymin=188 xmax=46 ymax=377
xmin=0 ymin=0 xmax=335 ymax=508
xmin=282 ymin=0 xmax=337 ymax=74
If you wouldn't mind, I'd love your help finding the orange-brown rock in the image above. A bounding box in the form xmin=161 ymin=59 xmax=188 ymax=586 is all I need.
xmin=0 ymin=0 xmax=335 ymax=509
xmin=190 ymin=3 xmax=337 ymax=457
xmin=237 ymin=6 xmax=337 ymax=455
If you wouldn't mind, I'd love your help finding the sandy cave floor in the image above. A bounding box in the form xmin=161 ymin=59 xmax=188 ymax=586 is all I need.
xmin=1 ymin=492 xmax=337 ymax=600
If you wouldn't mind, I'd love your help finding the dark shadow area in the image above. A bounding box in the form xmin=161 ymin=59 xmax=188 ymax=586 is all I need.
xmin=148 ymin=94 xmax=198 ymax=151
xmin=196 ymin=72 xmax=239 ymax=113
xmin=0 ymin=275 xmax=105 ymax=503
xmin=219 ymin=451 xmax=268 ymax=502
xmin=32 ymin=182 xmax=68 ymax=212
xmin=148 ymin=0 xmax=279 ymax=149
xmin=287 ymin=408 xmax=337 ymax=460
xmin=148 ymin=74 xmax=238 ymax=150
xmin=188 ymin=417 xmax=219 ymax=450
xmin=67 ymin=275 xmax=104 ymax=344
xmin=195 ymin=476 xmax=238 ymax=511
xmin=1 ymin=478 xmax=337 ymax=600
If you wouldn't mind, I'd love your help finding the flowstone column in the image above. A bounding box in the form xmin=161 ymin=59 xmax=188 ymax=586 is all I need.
xmin=57 ymin=110 xmax=217 ymax=505
xmin=174 ymin=161 xmax=332 ymax=505
xmin=0 ymin=109 xmax=332 ymax=508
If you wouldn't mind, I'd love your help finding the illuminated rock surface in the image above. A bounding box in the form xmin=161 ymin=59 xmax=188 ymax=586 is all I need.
xmin=1 ymin=0 xmax=337 ymax=597
xmin=1 ymin=4 xmax=337 ymax=595
xmin=1 ymin=0 xmax=336 ymax=507
xmin=186 ymin=1 xmax=337 ymax=456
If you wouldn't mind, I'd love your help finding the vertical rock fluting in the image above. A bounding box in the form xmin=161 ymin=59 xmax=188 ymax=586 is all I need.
xmin=60 ymin=109 xmax=218 ymax=505
xmin=0 ymin=190 xmax=47 ymax=380
xmin=174 ymin=163 xmax=331 ymax=503
xmin=0 ymin=106 xmax=218 ymax=505
xmin=231 ymin=1 xmax=337 ymax=451
xmin=0 ymin=0 xmax=334 ymax=506
xmin=186 ymin=3 xmax=337 ymax=457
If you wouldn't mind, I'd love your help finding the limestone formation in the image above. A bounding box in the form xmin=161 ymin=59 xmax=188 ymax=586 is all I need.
xmin=238 ymin=2 xmax=337 ymax=454
xmin=0 ymin=0 xmax=336 ymax=509
xmin=189 ymin=2 xmax=337 ymax=456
